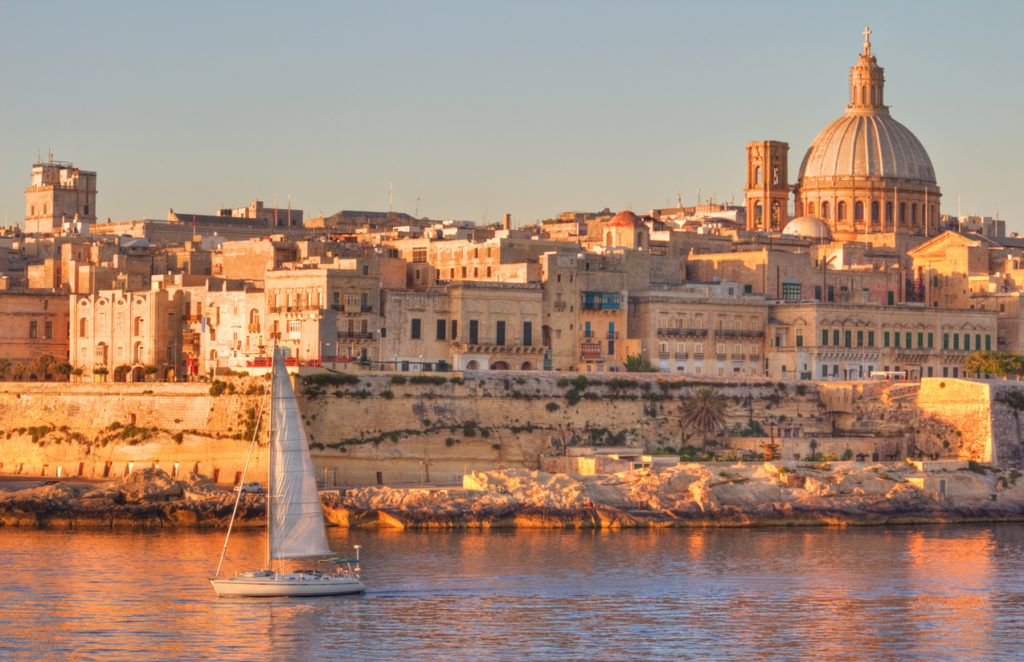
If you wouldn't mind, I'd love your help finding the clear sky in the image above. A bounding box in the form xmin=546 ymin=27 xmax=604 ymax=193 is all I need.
xmin=2 ymin=0 xmax=1022 ymax=232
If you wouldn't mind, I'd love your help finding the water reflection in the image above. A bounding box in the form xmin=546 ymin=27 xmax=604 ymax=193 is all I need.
xmin=1 ymin=525 xmax=1024 ymax=660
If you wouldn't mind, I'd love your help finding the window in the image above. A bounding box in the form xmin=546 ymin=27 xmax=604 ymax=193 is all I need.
xmin=29 ymin=321 xmax=37 ymax=338
xmin=918 ymin=332 xmax=924 ymax=349
xmin=436 ymin=319 xmax=446 ymax=341
xmin=928 ymin=332 xmax=934 ymax=348
xmin=857 ymin=330 xmax=863 ymax=347
xmin=44 ymin=321 xmax=52 ymax=339
xmin=411 ymin=318 xmax=421 ymax=340
xmin=496 ymin=321 xmax=505 ymax=346
xmin=963 ymin=334 xmax=970 ymax=351
xmin=822 ymin=364 xmax=828 ymax=378
xmin=837 ymin=201 xmax=847 ymax=221
xmin=469 ymin=320 xmax=479 ymax=344
xmin=868 ymin=331 xmax=874 ymax=346
xmin=451 ymin=320 xmax=458 ymax=340
xmin=986 ymin=335 xmax=991 ymax=351
xmin=884 ymin=331 xmax=890 ymax=347
xmin=814 ymin=285 xmax=822 ymax=301
xmin=975 ymin=334 xmax=981 ymax=351
xmin=828 ymin=286 xmax=835 ymax=302
xmin=822 ymin=201 xmax=830 ymax=220
xmin=523 ymin=322 xmax=532 ymax=346
xmin=952 ymin=333 xmax=959 ymax=350
xmin=943 ymin=333 xmax=949 ymax=349
xmin=796 ymin=331 xmax=803 ymax=347
xmin=361 ymin=293 xmax=369 ymax=311
xmin=833 ymin=330 xmax=840 ymax=346
xmin=781 ymin=281 xmax=801 ymax=301
xmin=894 ymin=332 xmax=900 ymax=348
xmin=871 ymin=201 xmax=879 ymax=222
xmin=844 ymin=330 xmax=851 ymax=348
xmin=608 ymin=340 xmax=614 ymax=355
xmin=584 ymin=321 xmax=592 ymax=338
xmin=887 ymin=291 xmax=894 ymax=306
xmin=821 ymin=329 xmax=828 ymax=346
xmin=79 ymin=318 xmax=87 ymax=338
xmin=854 ymin=201 xmax=863 ymax=221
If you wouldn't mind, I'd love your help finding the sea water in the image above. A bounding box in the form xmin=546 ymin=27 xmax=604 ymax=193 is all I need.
xmin=2 ymin=524 xmax=1024 ymax=660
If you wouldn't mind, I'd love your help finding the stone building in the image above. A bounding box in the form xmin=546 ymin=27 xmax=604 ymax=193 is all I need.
xmin=767 ymin=302 xmax=998 ymax=381
xmin=628 ymin=283 xmax=770 ymax=377
xmin=24 ymin=159 xmax=96 ymax=234
xmin=0 ymin=291 xmax=71 ymax=365
xmin=71 ymin=288 xmax=184 ymax=381
xmin=380 ymin=282 xmax=546 ymax=371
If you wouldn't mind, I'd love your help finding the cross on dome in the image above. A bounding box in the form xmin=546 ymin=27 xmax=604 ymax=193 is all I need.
xmin=862 ymin=26 xmax=872 ymax=56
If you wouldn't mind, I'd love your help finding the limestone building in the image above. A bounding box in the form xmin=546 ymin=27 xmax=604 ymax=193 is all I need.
xmin=24 ymin=159 xmax=97 ymax=234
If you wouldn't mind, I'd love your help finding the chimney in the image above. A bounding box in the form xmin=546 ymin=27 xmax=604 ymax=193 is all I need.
xmin=503 ymin=213 xmax=511 ymax=231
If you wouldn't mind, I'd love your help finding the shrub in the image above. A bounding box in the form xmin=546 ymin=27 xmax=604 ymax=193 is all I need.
xmin=445 ymin=437 xmax=458 ymax=447
xmin=380 ymin=389 xmax=395 ymax=399
xmin=304 ymin=373 xmax=359 ymax=386
xmin=390 ymin=375 xmax=407 ymax=385
xmin=570 ymin=375 xmax=589 ymax=391
xmin=449 ymin=376 xmax=463 ymax=385
xmin=462 ymin=421 xmax=477 ymax=437
xmin=172 ymin=432 xmax=184 ymax=444
xmin=209 ymin=380 xmax=228 ymax=396
xmin=545 ymin=402 xmax=560 ymax=412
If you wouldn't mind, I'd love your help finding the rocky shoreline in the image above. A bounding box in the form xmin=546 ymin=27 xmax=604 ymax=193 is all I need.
xmin=0 ymin=469 xmax=265 ymax=529
xmin=6 ymin=462 xmax=1024 ymax=530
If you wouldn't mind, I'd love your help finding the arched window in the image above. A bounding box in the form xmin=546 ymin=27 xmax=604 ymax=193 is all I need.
xmin=808 ymin=201 xmax=816 ymax=216
xmin=133 ymin=317 xmax=143 ymax=336
xmin=861 ymin=87 xmax=866 ymax=104
xmin=79 ymin=318 xmax=87 ymax=338
xmin=755 ymin=166 xmax=761 ymax=185
xmin=854 ymin=201 xmax=864 ymax=221
xmin=899 ymin=202 xmax=906 ymax=224
xmin=911 ymin=203 xmax=918 ymax=224
xmin=636 ymin=231 xmax=643 ymax=246
xmin=754 ymin=201 xmax=762 ymax=222
xmin=837 ymin=201 xmax=847 ymax=221
xmin=772 ymin=166 xmax=779 ymax=185
xmin=885 ymin=202 xmax=893 ymax=223
xmin=822 ymin=201 xmax=830 ymax=220
xmin=871 ymin=201 xmax=880 ymax=222
xmin=771 ymin=201 xmax=780 ymax=225
xmin=870 ymin=86 xmax=876 ymax=105
xmin=133 ymin=342 xmax=144 ymax=363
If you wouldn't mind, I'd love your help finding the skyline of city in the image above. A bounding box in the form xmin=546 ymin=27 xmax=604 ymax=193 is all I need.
xmin=2 ymin=1 xmax=1023 ymax=230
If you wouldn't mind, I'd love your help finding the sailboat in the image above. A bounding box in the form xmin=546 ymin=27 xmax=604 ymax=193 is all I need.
xmin=211 ymin=347 xmax=365 ymax=597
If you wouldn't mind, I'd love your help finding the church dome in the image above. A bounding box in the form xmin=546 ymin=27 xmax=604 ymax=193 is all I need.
xmin=782 ymin=215 xmax=832 ymax=240
xmin=606 ymin=210 xmax=642 ymax=227
xmin=797 ymin=110 xmax=936 ymax=185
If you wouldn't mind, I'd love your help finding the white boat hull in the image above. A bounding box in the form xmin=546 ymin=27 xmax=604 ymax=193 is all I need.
xmin=211 ymin=573 xmax=365 ymax=597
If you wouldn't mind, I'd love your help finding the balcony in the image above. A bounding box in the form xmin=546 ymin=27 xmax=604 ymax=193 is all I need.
xmin=553 ymin=301 xmax=567 ymax=312
xmin=451 ymin=340 xmax=546 ymax=354
xmin=658 ymin=352 xmax=669 ymax=360
xmin=339 ymin=331 xmax=374 ymax=340
xmin=657 ymin=327 xmax=708 ymax=338
xmin=692 ymin=352 xmax=704 ymax=360
xmin=675 ymin=352 xmax=688 ymax=360
xmin=607 ymin=331 xmax=619 ymax=340
xmin=733 ymin=353 xmax=746 ymax=361
xmin=714 ymin=353 xmax=727 ymax=360
xmin=715 ymin=328 xmax=764 ymax=338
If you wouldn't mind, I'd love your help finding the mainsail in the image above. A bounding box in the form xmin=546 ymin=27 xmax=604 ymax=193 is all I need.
xmin=269 ymin=348 xmax=334 ymax=560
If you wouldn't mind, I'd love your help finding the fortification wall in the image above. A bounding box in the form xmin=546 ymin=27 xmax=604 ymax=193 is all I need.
xmin=0 ymin=374 xmax=826 ymax=486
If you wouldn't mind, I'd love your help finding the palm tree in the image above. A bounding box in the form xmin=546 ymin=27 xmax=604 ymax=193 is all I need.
xmin=679 ymin=387 xmax=729 ymax=443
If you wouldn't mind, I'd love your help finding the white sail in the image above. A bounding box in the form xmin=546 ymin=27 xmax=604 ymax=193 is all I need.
xmin=269 ymin=348 xmax=334 ymax=560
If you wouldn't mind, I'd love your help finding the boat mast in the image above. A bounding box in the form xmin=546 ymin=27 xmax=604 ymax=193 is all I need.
xmin=266 ymin=349 xmax=275 ymax=572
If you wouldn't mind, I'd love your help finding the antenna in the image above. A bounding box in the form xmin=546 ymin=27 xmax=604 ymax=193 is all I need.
xmin=388 ymin=182 xmax=393 ymax=212
xmin=415 ymin=197 xmax=420 ymax=217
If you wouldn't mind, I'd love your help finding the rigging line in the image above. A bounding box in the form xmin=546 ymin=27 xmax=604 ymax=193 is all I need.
xmin=213 ymin=383 xmax=270 ymax=579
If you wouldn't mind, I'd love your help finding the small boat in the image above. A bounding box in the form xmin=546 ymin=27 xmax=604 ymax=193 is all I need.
xmin=211 ymin=347 xmax=365 ymax=597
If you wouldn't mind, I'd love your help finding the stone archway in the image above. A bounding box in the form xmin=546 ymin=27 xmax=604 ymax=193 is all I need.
xmin=520 ymin=361 xmax=532 ymax=370
xmin=466 ymin=360 xmax=479 ymax=370
xmin=490 ymin=361 xmax=509 ymax=371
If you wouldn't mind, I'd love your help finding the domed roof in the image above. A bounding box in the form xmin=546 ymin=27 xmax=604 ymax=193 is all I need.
xmin=783 ymin=216 xmax=832 ymax=240
xmin=797 ymin=109 xmax=936 ymax=185
xmin=606 ymin=210 xmax=642 ymax=227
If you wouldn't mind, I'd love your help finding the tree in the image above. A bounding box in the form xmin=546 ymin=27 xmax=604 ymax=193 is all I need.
xmin=624 ymin=353 xmax=657 ymax=372
xmin=679 ymin=387 xmax=729 ymax=442
xmin=965 ymin=351 xmax=1024 ymax=379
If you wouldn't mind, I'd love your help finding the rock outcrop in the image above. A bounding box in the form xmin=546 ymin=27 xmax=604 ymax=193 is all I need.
xmin=323 ymin=461 xmax=1024 ymax=529
xmin=0 ymin=469 xmax=264 ymax=529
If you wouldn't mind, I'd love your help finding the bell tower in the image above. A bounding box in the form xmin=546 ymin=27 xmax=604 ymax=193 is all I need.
xmin=744 ymin=140 xmax=789 ymax=232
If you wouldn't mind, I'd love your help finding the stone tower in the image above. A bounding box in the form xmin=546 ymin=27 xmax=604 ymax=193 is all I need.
xmin=744 ymin=140 xmax=789 ymax=232
xmin=24 ymin=157 xmax=97 ymax=234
